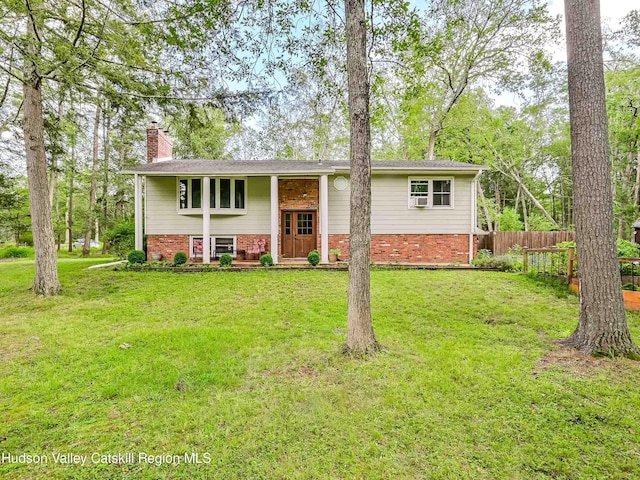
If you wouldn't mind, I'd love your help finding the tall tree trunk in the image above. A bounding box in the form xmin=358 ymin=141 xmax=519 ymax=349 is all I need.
xmin=477 ymin=181 xmax=493 ymax=232
xmin=83 ymin=100 xmax=101 ymax=256
xmin=344 ymin=0 xmax=380 ymax=355
xmin=48 ymin=97 xmax=63 ymax=207
xmin=67 ymin=144 xmax=76 ymax=253
xmin=563 ymin=0 xmax=639 ymax=358
xmin=521 ymin=194 xmax=529 ymax=231
xmin=427 ymin=129 xmax=437 ymax=161
xmin=101 ymin=113 xmax=111 ymax=254
xmin=23 ymin=15 xmax=61 ymax=296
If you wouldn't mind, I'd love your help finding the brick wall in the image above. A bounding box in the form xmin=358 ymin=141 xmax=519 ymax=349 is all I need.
xmin=329 ymin=233 xmax=477 ymax=264
xmin=147 ymin=234 xmax=271 ymax=262
xmin=147 ymin=235 xmax=190 ymax=262
xmin=146 ymin=125 xmax=173 ymax=163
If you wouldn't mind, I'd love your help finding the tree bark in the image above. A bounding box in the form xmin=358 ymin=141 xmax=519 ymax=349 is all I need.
xmin=101 ymin=113 xmax=111 ymax=254
xmin=83 ymin=100 xmax=101 ymax=256
xmin=477 ymin=181 xmax=493 ymax=232
xmin=23 ymin=14 xmax=62 ymax=296
xmin=344 ymin=0 xmax=381 ymax=355
xmin=67 ymin=143 xmax=76 ymax=253
xmin=563 ymin=0 xmax=639 ymax=358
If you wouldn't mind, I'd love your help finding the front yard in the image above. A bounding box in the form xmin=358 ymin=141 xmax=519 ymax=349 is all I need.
xmin=1 ymin=259 xmax=639 ymax=479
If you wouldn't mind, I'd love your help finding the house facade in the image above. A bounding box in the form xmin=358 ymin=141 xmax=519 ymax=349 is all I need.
xmin=123 ymin=126 xmax=486 ymax=264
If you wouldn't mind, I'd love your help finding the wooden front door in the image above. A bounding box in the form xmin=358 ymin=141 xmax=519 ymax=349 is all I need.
xmin=281 ymin=211 xmax=316 ymax=258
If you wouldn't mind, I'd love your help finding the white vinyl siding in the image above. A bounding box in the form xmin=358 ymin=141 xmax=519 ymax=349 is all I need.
xmin=145 ymin=176 xmax=271 ymax=235
xmin=327 ymin=174 xmax=474 ymax=234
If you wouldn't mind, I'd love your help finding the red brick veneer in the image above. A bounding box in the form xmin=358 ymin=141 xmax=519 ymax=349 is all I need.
xmin=146 ymin=234 xmax=189 ymax=262
xmin=330 ymin=234 xmax=477 ymax=263
xmin=147 ymin=234 xmax=271 ymax=262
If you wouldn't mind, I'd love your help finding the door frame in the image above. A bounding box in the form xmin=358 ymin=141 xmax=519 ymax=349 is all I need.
xmin=281 ymin=209 xmax=318 ymax=258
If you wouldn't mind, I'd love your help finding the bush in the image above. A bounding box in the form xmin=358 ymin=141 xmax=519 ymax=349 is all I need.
xmin=127 ymin=250 xmax=146 ymax=264
xmin=260 ymin=254 xmax=274 ymax=266
xmin=472 ymin=250 xmax=514 ymax=271
xmin=623 ymin=283 xmax=638 ymax=291
xmin=219 ymin=253 xmax=233 ymax=267
xmin=307 ymin=250 xmax=320 ymax=266
xmin=497 ymin=207 xmax=523 ymax=231
xmin=0 ymin=245 xmax=31 ymax=258
xmin=18 ymin=232 xmax=34 ymax=246
xmin=617 ymin=239 xmax=640 ymax=258
xmin=173 ymin=251 xmax=187 ymax=265
xmin=103 ymin=223 xmax=135 ymax=258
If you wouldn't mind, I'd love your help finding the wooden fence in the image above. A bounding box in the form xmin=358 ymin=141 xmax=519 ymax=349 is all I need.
xmin=478 ymin=231 xmax=575 ymax=255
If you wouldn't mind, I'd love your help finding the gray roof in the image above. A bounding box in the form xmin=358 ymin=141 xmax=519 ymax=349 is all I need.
xmin=121 ymin=159 xmax=486 ymax=176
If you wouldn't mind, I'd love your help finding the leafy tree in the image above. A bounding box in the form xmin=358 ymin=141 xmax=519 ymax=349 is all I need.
xmin=344 ymin=0 xmax=381 ymax=355
xmin=563 ymin=0 xmax=639 ymax=358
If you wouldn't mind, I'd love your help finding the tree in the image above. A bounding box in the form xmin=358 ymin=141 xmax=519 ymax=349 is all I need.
xmin=563 ymin=0 xmax=639 ymax=357
xmin=344 ymin=0 xmax=381 ymax=355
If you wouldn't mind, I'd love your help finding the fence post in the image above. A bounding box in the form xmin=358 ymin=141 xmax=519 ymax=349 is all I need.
xmin=567 ymin=247 xmax=575 ymax=283
xmin=523 ymin=248 xmax=528 ymax=274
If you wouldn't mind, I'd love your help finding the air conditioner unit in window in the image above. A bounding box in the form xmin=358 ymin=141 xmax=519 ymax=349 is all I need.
xmin=415 ymin=197 xmax=429 ymax=207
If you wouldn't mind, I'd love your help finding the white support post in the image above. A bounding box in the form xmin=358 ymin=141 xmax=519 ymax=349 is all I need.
xmin=134 ymin=174 xmax=143 ymax=251
xmin=469 ymin=172 xmax=481 ymax=264
xmin=203 ymin=177 xmax=211 ymax=264
xmin=320 ymin=175 xmax=329 ymax=264
xmin=270 ymin=175 xmax=279 ymax=264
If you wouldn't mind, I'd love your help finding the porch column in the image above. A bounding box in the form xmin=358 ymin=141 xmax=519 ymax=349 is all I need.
xmin=270 ymin=175 xmax=279 ymax=264
xmin=134 ymin=173 xmax=143 ymax=250
xmin=320 ymin=174 xmax=329 ymax=263
xmin=202 ymin=177 xmax=211 ymax=264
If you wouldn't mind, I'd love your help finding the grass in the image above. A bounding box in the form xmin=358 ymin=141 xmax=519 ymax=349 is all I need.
xmin=1 ymin=259 xmax=640 ymax=479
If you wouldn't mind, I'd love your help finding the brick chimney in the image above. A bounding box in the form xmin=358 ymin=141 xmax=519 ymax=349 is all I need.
xmin=146 ymin=122 xmax=173 ymax=163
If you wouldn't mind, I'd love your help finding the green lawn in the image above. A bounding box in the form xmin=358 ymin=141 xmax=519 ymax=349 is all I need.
xmin=1 ymin=259 xmax=639 ymax=479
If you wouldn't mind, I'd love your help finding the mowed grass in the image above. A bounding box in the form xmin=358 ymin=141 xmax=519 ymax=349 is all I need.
xmin=1 ymin=259 xmax=640 ymax=479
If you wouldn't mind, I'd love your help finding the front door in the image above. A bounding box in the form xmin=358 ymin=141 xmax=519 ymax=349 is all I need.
xmin=281 ymin=211 xmax=316 ymax=258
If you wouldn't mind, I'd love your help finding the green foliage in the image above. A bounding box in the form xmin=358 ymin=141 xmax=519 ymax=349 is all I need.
xmin=527 ymin=214 xmax=557 ymax=231
xmin=498 ymin=207 xmax=524 ymax=231
xmin=260 ymin=254 xmax=274 ymax=267
xmin=307 ymin=250 xmax=320 ymax=266
xmin=617 ymin=239 xmax=640 ymax=258
xmin=173 ymin=251 xmax=187 ymax=266
xmin=103 ymin=223 xmax=135 ymax=259
xmin=167 ymin=105 xmax=232 ymax=159
xmin=329 ymin=248 xmax=341 ymax=257
xmin=0 ymin=245 xmax=32 ymax=258
xmin=622 ymin=283 xmax=639 ymax=291
xmin=219 ymin=253 xmax=233 ymax=267
xmin=472 ymin=249 xmax=514 ymax=271
xmin=127 ymin=250 xmax=146 ymax=264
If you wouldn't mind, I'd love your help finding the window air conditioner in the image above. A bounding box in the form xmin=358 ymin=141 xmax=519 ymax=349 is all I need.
xmin=415 ymin=197 xmax=429 ymax=207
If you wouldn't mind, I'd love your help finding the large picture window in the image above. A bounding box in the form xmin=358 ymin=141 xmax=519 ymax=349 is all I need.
xmin=178 ymin=177 xmax=247 ymax=212
xmin=191 ymin=236 xmax=237 ymax=258
xmin=408 ymin=178 xmax=453 ymax=208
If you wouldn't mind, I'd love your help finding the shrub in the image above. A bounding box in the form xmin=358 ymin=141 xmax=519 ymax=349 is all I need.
xmin=617 ymin=239 xmax=640 ymax=258
xmin=0 ymin=245 xmax=31 ymax=258
xmin=623 ymin=283 xmax=638 ymax=291
xmin=103 ymin=223 xmax=135 ymax=258
xmin=497 ymin=207 xmax=523 ymax=231
xmin=472 ymin=250 xmax=514 ymax=271
xmin=307 ymin=250 xmax=320 ymax=266
xmin=127 ymin=250 xmax=146 ymax=264
xmin=329 ymin=248 xmax=341 ymax=257
xmin=260 ymin=254 xmax=274 ymax=266
xmin=219 ymin=253 xmax=233 ymax=267
xmin=18 ymin=232 xmax=34 ymax=246
xmin=173 ymin=251 xmax=187 ymax=265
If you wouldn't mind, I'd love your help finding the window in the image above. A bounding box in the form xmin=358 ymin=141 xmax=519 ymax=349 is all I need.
xmin=178 ymin=177 xmax=247 ymax=212
xmin=190 ymin=236 xmax=237 ymax=258
xmin=191 ymin=178 xmax=202 ymax=208
xmin=220 ymin=179 xmax=231 ymax=209
xmin=297 ymin=213 xmax=313 ymax=235
xmin=408 ymin=178 xmax=453 ymax=208
xmin=235 ymin=179 xmax=245 ymax=209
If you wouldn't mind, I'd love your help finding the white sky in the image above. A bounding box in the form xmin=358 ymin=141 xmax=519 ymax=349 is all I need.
xmin=547 ymin=0 xmax=635 ymax=61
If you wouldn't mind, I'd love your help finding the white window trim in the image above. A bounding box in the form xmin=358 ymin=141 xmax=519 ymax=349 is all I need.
xmin=177 ymin=177 xmax=247 ymax=214
xmin=408 ymin=177 xmax=454 ymax=209
xmin=190 ymin=235 xmax=237 ymax=258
